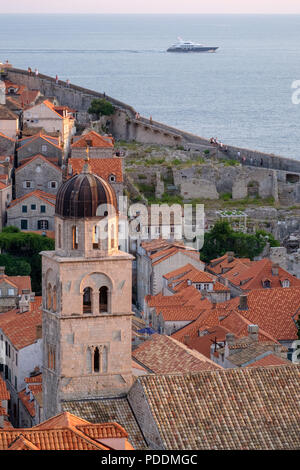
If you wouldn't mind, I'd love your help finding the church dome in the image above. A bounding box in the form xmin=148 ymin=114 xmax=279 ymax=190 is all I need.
xmin=55 ymin=167 xmax=117 ymax=218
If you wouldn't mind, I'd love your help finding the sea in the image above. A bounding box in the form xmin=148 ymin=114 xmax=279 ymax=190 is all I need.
xmin=1 ymin=13 xmax=300 ymax=159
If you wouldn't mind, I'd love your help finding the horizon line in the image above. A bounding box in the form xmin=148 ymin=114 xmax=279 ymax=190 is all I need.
xmin=2 ymin=12 xmax=300 ymax=15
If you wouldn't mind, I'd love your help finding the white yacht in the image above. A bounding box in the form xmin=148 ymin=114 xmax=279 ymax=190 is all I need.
xmin=167 ymin=38 xmax=218 ymax=53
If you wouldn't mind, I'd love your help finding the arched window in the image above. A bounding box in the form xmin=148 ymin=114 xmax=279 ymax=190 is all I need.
xmin=72 ymin=226 xmax=78 ymax=249
xmin=83 ymin=287 xmax=92 ymax=313
xmin=99 ymin=286 xmax=108 ymax=313
xmin=52 ymin=285 xmax=57 ymax=312
xmin=94 ymin=347 xmax=100 ymax=372
xmin=47 ymin=283 xmax=52 ymax=310
xmin=88 ymin=346 xmax=108 ymax=374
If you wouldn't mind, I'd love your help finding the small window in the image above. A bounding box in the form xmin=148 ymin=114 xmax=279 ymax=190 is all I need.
xmin=24 ymin=181 xmax=33 ymax=189
xmin=0 ymin=289 xmax=2 ymax=296
xmin=38 ymin=220 xmax=49 ymax=230
xmin=109 ymin=174 xmax=116 ymax=183
xmin=40 ymin=205 xmax=46 ymax=213
xmin=21 ymin=219 xmax=28 ymax=230
xmin=31 ymin=204 xmax=36 ymax=210
xmin=8 ymin=288 xmax=15 ymax=296
xmin=22 ymin=205 xmax=27 ymax=213
xmin=93 ymin=225 xmax=99 ymax=249
xmin=41 ymin=145 xmax=48 ymax=153
xmin=72 ymin=226 xmax=78 ymax=249
xmin=49 ymin=181 xmax=57 ymax=189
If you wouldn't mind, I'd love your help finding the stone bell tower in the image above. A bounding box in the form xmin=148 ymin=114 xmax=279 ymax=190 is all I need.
xmin=41 ymin=162 xmax=133 ymax=420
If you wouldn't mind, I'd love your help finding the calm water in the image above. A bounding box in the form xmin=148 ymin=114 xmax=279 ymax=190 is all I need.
xmin=1 ymin=14 xmax=300 ymax=158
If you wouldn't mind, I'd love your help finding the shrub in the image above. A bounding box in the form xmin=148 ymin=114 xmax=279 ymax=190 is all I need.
xmin=88 ymin=99 xmax=115 ymax=118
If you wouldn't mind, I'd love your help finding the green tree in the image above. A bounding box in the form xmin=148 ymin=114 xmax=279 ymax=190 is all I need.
xmin=88 ymin=99 xmax=115 ymax=118
xmin=0 ymin=254 xmax=31 ymax=276
xmin=200 ymin=220 xmax=279 ymax=263
xmin=0 ymin=228 xmax=54 ymax=294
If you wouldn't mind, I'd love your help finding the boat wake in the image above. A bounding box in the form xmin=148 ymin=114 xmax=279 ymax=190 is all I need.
xmin=0 ymin=49 xmax=167 ymax=54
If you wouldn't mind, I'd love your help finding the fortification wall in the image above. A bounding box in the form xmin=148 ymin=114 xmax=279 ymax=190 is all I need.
xmin=4 ymin=67 xmax=300 ymax=174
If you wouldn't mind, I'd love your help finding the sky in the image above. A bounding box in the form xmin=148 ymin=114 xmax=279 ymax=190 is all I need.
xmin=2 ymin=0 xmax=300 ymax=14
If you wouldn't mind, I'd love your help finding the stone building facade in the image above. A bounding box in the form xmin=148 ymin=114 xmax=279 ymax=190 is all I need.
xmin=17 ymin=134 xmax=63 ymax=166
xmin=15 ymin=155 xmax=62 ymax=198
xmin=7 ymin=191 xmax=56 ymax=232
xmin=41 ymin=166 xmax=133 ymax=420
xmin=0 ymin=132 xmax=15 ymax=156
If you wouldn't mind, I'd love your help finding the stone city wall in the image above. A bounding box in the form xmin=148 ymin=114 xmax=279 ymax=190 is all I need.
xmin=5 ymin=67 xmax=300 ymax=174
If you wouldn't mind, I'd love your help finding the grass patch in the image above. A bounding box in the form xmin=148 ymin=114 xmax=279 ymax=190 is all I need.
xmin=220 ymin=193 xmax=232 ymax=201
xmin=220 ymin=158 xmax=240 ymax=166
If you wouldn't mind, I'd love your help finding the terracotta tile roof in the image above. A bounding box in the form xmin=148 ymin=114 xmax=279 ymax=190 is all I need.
xmin=6 ymin=435 xmax=39 ymax=450
xmin=15 ymin=154 xmax=61 ymax=172
xmin=0 ymin=297 xmax=42 ymax=350
xmin=0 ymin=274 xmax=31 ymax=294
xmin=62 ymin=398 xmax=147 ymax=449
xmin=229 ymin=287 xmax=300 ymax=341
xmin=165 ymin=264 xmax=230 ymax=293
xmin=171 ymin=303 xmax=278 ymax=352
xmin=150 ymin=245 xmax=200 ymax=266
xmin=141 ymin=239 xmax=178 ymax=253
xmin=132 ymin=334 xmax=222 ymax=373
xmin=24 ymin=374 xmax=42 ymax=384
xmin=0 ymin=374 xmax=10 ymax=401
xmin=17 ymin=133 xmax=61 ymax=152
xmin=226 ymin=258 xmax=300 ymax=290
xmin=246 ymin=354 xmax=291 ymax=367
xmin=208 ymin=254 xmax=252 ymax=275
xmin=172 ymin=325 xmax=230 ymax=358
xmin=0 ymin=105 xmax=18 ymax=121
xmin=0 ymin=131 xmax=15 ymax=142
xmin=68 ymin=157 xmax=123 ymax=182
xmin=72 ymin=131 xmax=114 ymax=149
xmin=18 ymin=389 xmax=36 ymax=417
xmin=145 ymin=293 xmax=183 ymax=308
xmin=8 ymin=190 xmax=56 ymax=208
xmin=157 ymin=305 xmax=202 ymax=322
xmin=146 ymin=286 xmax=212 ymax=318
xmin=163 ymin=263 xmax=196 ymax=280
xmin=0 ymin=411 xmax=134 ymax=450
xmin=135 ymin=365 xmax=300 ymax=449
xmin=222 ymin=340 xmax=289 ymax=367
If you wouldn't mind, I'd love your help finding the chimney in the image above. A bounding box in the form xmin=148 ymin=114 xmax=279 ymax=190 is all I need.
xmin=211 ymin=302 xmax=216 ymax=309
xmin=238 ymin=294 xmax=248 ymax=310
xmin=225 ymin=332 xmax=235 ymax=346
xmin=0 ymin=414 xmax=4 ymax=429
xmin=36 ymin=325 xmax=42 ymax=340
xmin=68 ymin=163 xmax=73 ymax=175
xmin=248 ymin=324 xmax=259 ymax=342
xmin=183 ymin=335 xmax=191 ymax=346
xmin=227 ymin=252 xmax=234 ymax=263
xmin=274 ymin=343 xmax=281 ymax=354
xmin=0 ymin=266 xmax=5 ymax=276
xmin=224 ymin=278 xmax=229 ymax=287
xmin=187 ymin=279 xmax=192 ymax=286
xmin=271 ymin=263 xmax=279 ymax=276
xmin=19 ymin=290 xmax=30 ymax=313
